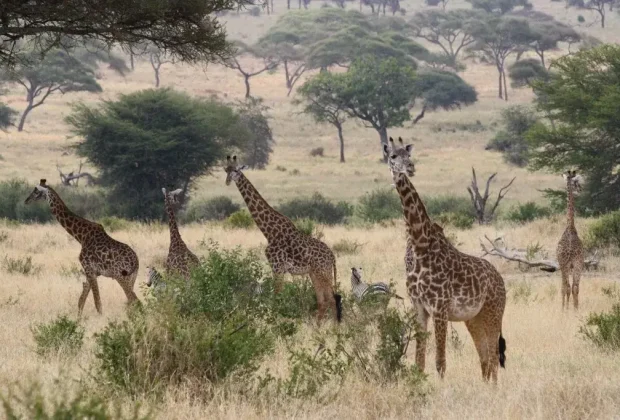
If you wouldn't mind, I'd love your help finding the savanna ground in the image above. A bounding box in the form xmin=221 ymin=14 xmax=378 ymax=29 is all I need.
xmin=1 ymin=0 xmax=620 ymax=418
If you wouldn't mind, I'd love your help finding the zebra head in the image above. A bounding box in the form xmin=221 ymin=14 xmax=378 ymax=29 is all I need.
xmin=146 ymin=266 xmax=161 ymax=287
xmin=350 ymin=267 xmax=363 ymax=287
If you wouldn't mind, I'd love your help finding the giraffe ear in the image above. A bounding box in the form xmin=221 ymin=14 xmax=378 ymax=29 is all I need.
xmin=562 ymin=173 xmax=568 ymax=181
xmin=398 ymin=137 xmax=404 ymax=144
xmin=171 ymin=188 xmax=183 ymax=196
xmin=383 ymin=144 xmax=390 ymax=156
xmin=232 ymin=155 xmax=237 ymax=162
xmin=39 ymin=179 xmax=46 ymax=186
xmin=404 ymin=144 xmax=413 ymax=153
xmin=389 ymin=137 xmax=395 ymax=144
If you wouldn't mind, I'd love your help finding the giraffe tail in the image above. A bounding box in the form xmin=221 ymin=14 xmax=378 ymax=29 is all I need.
xmin=333 ymin=260 xmax=338 ymax=290
xmin=334 ymin=293 xmax=343 ymax=323
xmin=499 ymin=332 xmax=506 ymax=368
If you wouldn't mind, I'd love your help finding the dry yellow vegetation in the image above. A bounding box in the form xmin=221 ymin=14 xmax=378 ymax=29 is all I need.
xmin=1 ymin=0 xmax=620 ymax=418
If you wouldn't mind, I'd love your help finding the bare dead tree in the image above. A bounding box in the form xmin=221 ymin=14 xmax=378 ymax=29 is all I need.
xmin=149 ymin=48 xmax=173 ymax=88
xmin=466 ymin=167 xmax=515 ymax=224
xmin=480 ymin=235 xmax=599 ymax=272
xmin=56 ymin=163 xmax=98 ymax=187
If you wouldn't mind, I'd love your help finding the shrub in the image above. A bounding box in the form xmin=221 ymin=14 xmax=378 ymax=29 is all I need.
xmin=485 ymin=105 xmax=538 ymax=167
xmin=357 ymin=188 xmax=402 ymax=223
xmin=249 ymin=5 xmax=261 ymax=15
xmin=505 ymin=202 xmax=552 ymax=223
xmin=0 ymin=102 xmax=17 ymax=131
xmin=237 ymin=98 xmax=274 ymax=169
xmin=0 ymin=380 xmax=151 ymax=420
xmin=433 ymin=212 xmax=474 ymax=229
xmin=31 ymin=315 xmax=84 ymax=357
xmin=225 ymin=209 xmax=255 ymax=229
xmin=310 ymin=147 xmax=324 ymax=157
xmin=425 ymin=195 xmax=475 ymax=219
xmin=332 ymin=239 xmax=362 ymax=255
xmin=277 ymin=193 xmax=353 ymax=225
xmin=2 ymin=255 xmax=41 ymax=275
xmin=577 ymin=15 xmax=585 ymax=23
xmin=181 ymin=196 xmax=240 ymax=223
xmin=99 ymin=216 xmax=131 ymax=232
xmin=584 ymin=211 xmax=620 ymax=251
xmin=293 ymin=218 xmax=323 ymax=239
xmin=580 ymin=304 xmax=620 ymax=350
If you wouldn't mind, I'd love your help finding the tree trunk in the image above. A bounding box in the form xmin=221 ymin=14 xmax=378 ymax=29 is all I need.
xmin=378 ymin=126 xmax=388 ymax=163
xmin=299 ymin=0 xmax=301 ymax=8
xmin=244 ymin=74 xmax=251 ymax=98
xmin=287 ymin=0 xmax=291 ymax=8
xmin=502 ymin=69 xmax=508 ymax=102
xmin=540 ymin=51 xmax=546 ymax=70
xmin=130 ymin=52 xmax=135 ymax=70
xmin=154 ymin=67 xmax=160 ymax=87
xmin=336 ymin=123 xmax=345 ymax=163
xmin=600 ymin=10 xmax=605 ymax=28
xmin=18 ymin=101 xmax=34 ymax=132
xmin=498 ymin=68 xmax=503 ymax=99
xmin=284 ymin=61 xmax=291 ymax=89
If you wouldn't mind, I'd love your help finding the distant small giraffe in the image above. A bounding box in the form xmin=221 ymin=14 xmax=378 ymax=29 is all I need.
xmin=25 ymin=179 xmax=139 ymax=316
xmin=162 ymin=188 xmax=199 ymax=280
xmin=224 ymin=155 xmax=342 ymax=323
xmin=557 ymin=170 xmax=584 ymax=310
xmin=384 ymin=137 xmax=506 ymax=381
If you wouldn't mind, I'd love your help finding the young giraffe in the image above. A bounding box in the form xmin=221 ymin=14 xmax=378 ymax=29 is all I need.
xmin=224 ymin=156 xmax=342 ymax=323
xmin=384 ymin=138 xmax=507 ymax=381
xmin=556 ymin=170 xmax=584 ymax=310
xmin=162 ymin=188 xmax=200 ymax=280
xmin=24 ymin=179 xmax=139 ymax=316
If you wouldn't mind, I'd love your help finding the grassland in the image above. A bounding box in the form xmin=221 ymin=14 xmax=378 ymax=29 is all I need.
xmin=1 ymin=0 xmax=620 ymax=418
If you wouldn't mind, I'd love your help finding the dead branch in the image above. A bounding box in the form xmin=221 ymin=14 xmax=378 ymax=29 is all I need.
xmin=466 ymin=167 xmax=515 ymax=224
xmin=56 ymin=163 xmax=98 ymax=186
xmin=480 ymin=235 xmax=600 ymax=272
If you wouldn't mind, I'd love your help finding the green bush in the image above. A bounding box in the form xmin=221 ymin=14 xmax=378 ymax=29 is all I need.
xmin=293 ymin=218 xmax=324 ymax=240
xmin=357 ymin=189 xmax=402 ymax=223
xmin=2 ymin=255 xmax=41 ymax=275
xmin=31 ymin=315 xmax=84 ymax=357
xmin=181 ymin=196 xmax=240 ymax=223
xmin=424 ymin=195 xmax=475 ymax=229
xmin=485 ymin=105 xmax=538 ymax=167
xmin=332 ymin=239 xmax=363 ymax=256
xmin=277 ymin=193 xmax=353 ymax=225
xmin=99 ymin=216 xmax=131 ymax=232
xmin=584 ymin=211 xmax=620 ymax=250
xmin=505 ymin=202 xmax=552 ymax=223
xmin=0 ymin=380 xmax=151 ymax=420
xmin=580 ymin=304 xmax=620 ymax=351
xmin=433 ymin=212 xmax=474 ymax=229
xmin=225 ymin=209 xmax=255 ymax=229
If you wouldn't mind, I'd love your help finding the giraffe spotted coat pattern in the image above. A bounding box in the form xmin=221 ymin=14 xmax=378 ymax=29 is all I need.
xmin=162 ymin=188 xmax=200 ymax=280
xmin=25 ymin=179 xmax=139 ymax=316
xmin=384 ymin=137 xmax=507 ymax=382
xmin=556 ymin=170 xmax=584 ymax=310
xmin=224 ymin=156 xmax=341 ymax=323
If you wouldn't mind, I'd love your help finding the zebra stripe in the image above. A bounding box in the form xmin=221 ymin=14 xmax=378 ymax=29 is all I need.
xmin=350 ymin=267 xmax=390 ymax=301
xmin=146 ymin=267 xmax=166 ymax=291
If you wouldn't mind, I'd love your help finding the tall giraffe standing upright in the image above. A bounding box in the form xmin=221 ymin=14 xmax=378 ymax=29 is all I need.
xmin=556 ymin=170 xmax=584 ymax=309
xmin=162 ymin=188 xmax=199 ymax=280
xmin=384 ymin=138 xmax=506 ymax=381
xmin=24 ymin=179 xmax=139 ymax=316
xmin=224 ymin=156 xmax=342 ymax=323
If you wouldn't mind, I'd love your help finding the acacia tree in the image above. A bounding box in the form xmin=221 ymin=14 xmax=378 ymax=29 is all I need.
xmin=409 ymin=10 xmax=481 ymax=69
xmin=236 ymin=98 xmax=275 ymax=169
xmin=149 ymin=46 xmax=174 ymax=88
xmin=221 ymin=42 xmax=278 ymax=98
xmin=0 ymin=0 xmax=250 ymax=68
xmin=412 ymin=70 xmax=478 ymax=123
xmin=2 ymin=50 xmax=102 ymax=131
xmin=528 ymin=44 xmax=620 ymax=213
xmin=567 ymin=0 xmax=614 ymax=28
xmin=296 ymin=73 xmax=349 ymax=162
xmin=527 ymin=20 xmax=580 ymax=69
xmin=466 ymin=0 xmax=532 ymax=14
xmin=468 ymin=16 xmax=534 ymax=101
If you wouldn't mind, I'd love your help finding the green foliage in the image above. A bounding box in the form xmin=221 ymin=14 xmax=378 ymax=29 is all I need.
xmin=434 ymin=212 xmax=475 ymax=229
xmin=0 ymin=102 xmax=16 ymax=130
xmin=236 ymin=98 xmax=275 ymax=169
xmin=505 ymin=201 xmax=552 ymax=223
xmin=98 ymin=216 xmax=130 ymax=232
xmin=2 ymin=256 xmax=41 ymax=275
xmin=357 ymin=188 xmax=402 ymax=223
xmin=509 ymin=58 xmax=549 ymax=88
xmin=31 ymin=315 xmax=84 ymax=357
xmin=292 ymin=218 xmax=322 ymax=239
xmin=277 ymin=193 xmax=353 ymax=224
xmin=487 ymin=105 xmax=538 ymax=167
xmin=584 ymin=211 xmax=620 ymax=251
xmin=225 ymin=209 xmax=255 ymax=229
xmin=466 ymin=0 xmax=532 ymax=14
xmin=332 ymin=239 xmax=363 ymax=256
xmin=414 ymin=70 xmax=478 ymax=111
xmin=181 ymin=196 xmax=241 ymax=223
xmin=528 ymin=45 xmax=620 ymax=213
xmin=580 ymin=304 xmax=620 ymax=350
xmin=0 ymin=380 xmax=151 ymax=420
xmin=69 ymin=88 xmax=249 ymax=220
xmin=425 ymin=195 xmax=474 ymax=219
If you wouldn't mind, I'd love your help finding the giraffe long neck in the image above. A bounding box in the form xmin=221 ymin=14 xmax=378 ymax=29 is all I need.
xmin=234 ymin=173 xmax=295 ymax=241
xmin=393 ymin=172 xmax=433 ymax=253
xmin=164 ymin=194 xmax=183 ymax=246
xmin=46 ymin=187 xmax=99 ymax=244
xmin=567 ymin=180 xmax=575 ymax=228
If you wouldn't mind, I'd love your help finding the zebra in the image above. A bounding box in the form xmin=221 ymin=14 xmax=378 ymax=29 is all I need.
xmin=350 ymin=267 xmax=402 ymax=301
xmin=146 ymin=266 xmax=167 ymax=292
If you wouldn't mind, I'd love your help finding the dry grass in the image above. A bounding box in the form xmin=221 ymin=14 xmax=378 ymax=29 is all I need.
xmin=1 ymin=0 xmax=620 ymax=418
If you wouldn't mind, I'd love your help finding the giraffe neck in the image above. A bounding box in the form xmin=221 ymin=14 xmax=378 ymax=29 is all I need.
xmin=46 ymin=187 xmax=98 ymax=244
xmin=234 ymin=173 xmax=295 ymax=241
xmin=393 ymin=172 xmax=433 ymax=253
xmin=164 ymin=194 xmax=183 ymax=246
xmin=566 ymin=181 xmax=575 ymax=228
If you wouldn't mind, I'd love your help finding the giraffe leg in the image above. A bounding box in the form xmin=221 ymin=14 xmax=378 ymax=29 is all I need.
xmin=572 ymin=262 xmax=582 ymax=310
xmin=433 ymin=311 xmax=448 ymax=378
xmin=85 ymin=273 xmax=102 ymax=315
xmin=561 ymin=268 xmax=570 ymax=309
xmin=465 ymin=317 xmax=492 ymax=381
xmin=309 ymin=272 xmax=328 ymax=324
xmin=414 ymin=302 xmax=429 ymax=372
xmin=118 ymin=272 xmax=139 ymax=307
xmin=265 ymin=244 xmax=287 ymax=294
xmin=78 ymin=281 xmax=91 ymax=318
xmin=321 ymin=277 xmax=338 ymax=323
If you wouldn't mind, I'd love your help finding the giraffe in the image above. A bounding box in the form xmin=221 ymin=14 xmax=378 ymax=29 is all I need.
xmin=384 ymin=137 xmax=507 ymax=381
xmin=224 ymin=155 xmax=342 ymax=323
xmin=556 ymin=170 xmax=584 ymax=310
xmin=162 ymin=188 xmax=200 ymax=280
xmin=24 ymin=179 xmax=139 ymax=316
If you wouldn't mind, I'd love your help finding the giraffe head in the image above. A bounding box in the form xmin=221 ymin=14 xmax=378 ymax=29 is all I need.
xmin=24 ymin=179 xmax=50 ymax=204
xmin=162 ymin=187 xmax=184 ymax=204
xmin=224 ymin=155 xmax=249 ymax=186
xmin=383 ymin=137 xmax=415 ymax=177
xmin=562 ymin=170 xmax=583 ymax=193
xmin=351 ymin=267 xmax=363 ymax=287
